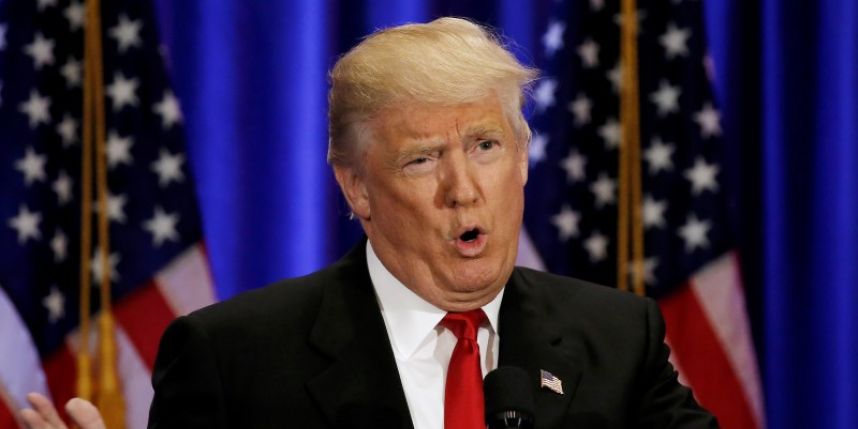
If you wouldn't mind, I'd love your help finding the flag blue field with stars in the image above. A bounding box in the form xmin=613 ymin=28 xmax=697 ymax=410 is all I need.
xmin=0 ymin=1 xmax=215 ymax=427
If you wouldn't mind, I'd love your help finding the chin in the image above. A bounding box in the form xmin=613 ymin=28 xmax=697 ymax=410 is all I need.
xmin=450 ymin=261 xmax=505 ymax=293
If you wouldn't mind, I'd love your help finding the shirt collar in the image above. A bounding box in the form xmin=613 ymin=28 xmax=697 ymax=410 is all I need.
xmin=366 ymin=240 xmax=505 ymax=359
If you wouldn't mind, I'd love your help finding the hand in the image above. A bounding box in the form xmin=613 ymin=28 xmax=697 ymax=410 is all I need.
xmin=20 ymin=393 xmax=106 ymax=429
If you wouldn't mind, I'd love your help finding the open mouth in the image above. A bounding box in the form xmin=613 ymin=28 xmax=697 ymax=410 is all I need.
xmin=453 ymin=226 xmax=487 ymax=256
xmin=460 ymin=228 xmax=481 ymax=243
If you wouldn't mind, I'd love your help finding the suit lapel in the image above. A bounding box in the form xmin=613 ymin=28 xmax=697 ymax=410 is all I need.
xmin=305 ymin=243 xmax=414 ymax=429
xmin=498 ymin=269 xmax=582 ymax=429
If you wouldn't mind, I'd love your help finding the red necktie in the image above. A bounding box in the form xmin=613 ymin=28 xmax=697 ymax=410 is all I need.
xmin=442 ymin=309 xmax=487 ymax=429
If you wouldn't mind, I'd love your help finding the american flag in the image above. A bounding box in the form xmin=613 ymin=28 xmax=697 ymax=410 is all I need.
xmin=539 ymin=369 xmax=564 ymax=395
xmin=518 ymin=0 xmax=764 ymax=427
xmin=0 ymin=1 xmax=215 ymax=428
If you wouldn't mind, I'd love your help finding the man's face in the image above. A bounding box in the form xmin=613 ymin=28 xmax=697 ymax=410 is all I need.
xmin=336 ymin=94 xmax=529 ymax=311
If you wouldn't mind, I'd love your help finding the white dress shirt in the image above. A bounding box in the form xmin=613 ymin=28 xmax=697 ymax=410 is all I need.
xmin=366 ymin=241 xmax=504 ymax=429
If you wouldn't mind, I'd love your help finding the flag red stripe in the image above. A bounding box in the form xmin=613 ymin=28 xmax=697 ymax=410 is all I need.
xmin=0 ymin=390 xmax=20 ymax=429
xmin=659 ymin=284 xmax=758 ymax=429
xmin=41 ymin=345 xmax=77 ymax=424
xmin=114 ymin=281 xmax=178 ymax=370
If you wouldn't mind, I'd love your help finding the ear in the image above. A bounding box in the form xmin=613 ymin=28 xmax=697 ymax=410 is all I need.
xmin=334 ymin=165 xmax=371 ymax=220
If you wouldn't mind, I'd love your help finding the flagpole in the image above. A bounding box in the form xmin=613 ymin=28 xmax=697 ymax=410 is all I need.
xmin=619 ymin=0 xmax=645 ymax=296
xmin=81 ymin=0 xmax=126 ymax=426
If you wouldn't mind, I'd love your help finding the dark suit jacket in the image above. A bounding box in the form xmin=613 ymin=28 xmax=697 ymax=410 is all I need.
xmin=147 ymin=243 xmax=717 ymax=428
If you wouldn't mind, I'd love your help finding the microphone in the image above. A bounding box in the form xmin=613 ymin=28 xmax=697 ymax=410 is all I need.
xmin=484 ymin=366 xmax=535 ymax=429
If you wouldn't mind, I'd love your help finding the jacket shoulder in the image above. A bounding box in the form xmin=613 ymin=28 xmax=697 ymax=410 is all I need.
xmin=513 ymin=266 xmax=653 ymax=312
xmin=181 ymin=260 xmax=353 ymax=342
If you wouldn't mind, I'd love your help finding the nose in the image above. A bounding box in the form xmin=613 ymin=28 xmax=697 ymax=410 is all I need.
xmin=441 ymin=151 xmax=480 ymax=208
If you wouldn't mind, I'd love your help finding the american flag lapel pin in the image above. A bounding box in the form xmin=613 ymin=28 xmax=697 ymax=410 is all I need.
xmin=540 ymin=369 xmax=564 ymax=395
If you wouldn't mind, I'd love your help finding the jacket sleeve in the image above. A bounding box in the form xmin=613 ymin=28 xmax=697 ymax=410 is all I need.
xmin=147 ymin=315 xmax=229 ymax=429
xmin=634 ymin=298 xmax=720 ymax=429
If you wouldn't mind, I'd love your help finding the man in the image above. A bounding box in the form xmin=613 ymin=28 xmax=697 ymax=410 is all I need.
xmin=21 ymin=17 xmax=717 ymax=429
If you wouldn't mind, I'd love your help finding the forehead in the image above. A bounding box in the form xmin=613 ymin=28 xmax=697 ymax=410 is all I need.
xmin=372 ymin=96 xmax=511 ymax=143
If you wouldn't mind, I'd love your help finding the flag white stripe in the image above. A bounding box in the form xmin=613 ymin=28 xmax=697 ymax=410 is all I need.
xmin=0 ymin=288 xmax=51 ymax=408
xmin=155 ymin=244 xmax=217 ymax=316
xmin=516 ymin=229 xmax=546 ymax=271
xmin=114 ymin=327 xmax=154 ymax=429
xmin=690 ymin=252 xmax=765 ymax=428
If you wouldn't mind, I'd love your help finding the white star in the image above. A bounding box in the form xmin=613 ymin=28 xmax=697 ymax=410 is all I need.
xmin=151 ymin=149 xmax=185 ymax=186
xmin=64 ymin=1 xmax=86 ymax=31
xmin=598 ymin=118 xmax=621 ymax=149
xmin=577 ymin=38 xmax=600 ymax=68
xmin=568 ymin=93 xmax=592 ymax=126
xmin=660 ymin=23 xmax=691 ymax=59
xmin=584 ymin=232 xmax=609 ymax=263
xmin=42 ymin=286 xmax=65 ymax=323
xmin=561 ymin=149 xmax=587 ymax=183
xmin=109 ymin=14 xmax=143 ymax=53
xmin=533 ymin=79 xmax=557 ymax=112
xmin=106 ymin=73 xmax=139 ymax=111
xmin=685 ymin=157 xmax=719 ymax=194
xmin=694 ymin=103 xmax=722 ymax=137
xmin=607 ymin=62 xmax=622 ymax=92
xmin=642 ymin=196 xmax=667 ymax=229
xmin=628 ymin=257 xmax=659 ymax=286
xmin=60 ymin=58 xmax=82 ymax=88
xmin=644 ymin=138 xmax=675 ymax=174
xmin=650 ymin=80 xmax=681 ymax=116
xmin=590 ymin=173 xmax=616 ymax=207
xmin=589 ymin=0 xmax=605 ymax=11
xmin=153 ymin=91 xmax=183 ymax=128
xmin=94 ymin=192 xmax=127 ymax=224
xmin=678 ymin=215 xmax=711 ymax=252
xmin=37 ymin=0 xmax=57 ymax=11
xmin=143 ymin=206 xmax=180 ymax=247
xmin=91 ymin=246 xmax=120 ymax=285
xmin=51 ymin=229 xmax=67 ymax=262
xmin=15 ymin=147 xmax=47 ymax=185
xmin=52 ymin=170 xmax=73 ymax=205
xmin=542 ymin=21 xmax=565 ymax=56
xmin=0 ymin=24 xmax=7 ymax=51
xmin=8 ymin=205 xmax=42 ymax=244
xmin=106 ymin=131 xmax=134 ymax=168
xmin=19 ymin=90 xmax=51 ymax=128
xmin=551 ymin=205 xmax=580 ymax=241
xmin=529 ymin=132 xmax=548 ymax=166
xmin=56 ymin=114 xmax=78 ymax=147
xmin=24 ymin=33 xmax=55 ymax=70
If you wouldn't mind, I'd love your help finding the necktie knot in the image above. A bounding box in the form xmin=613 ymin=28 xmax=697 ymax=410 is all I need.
xmin=442 ymin=309 xmax=486 ymax=342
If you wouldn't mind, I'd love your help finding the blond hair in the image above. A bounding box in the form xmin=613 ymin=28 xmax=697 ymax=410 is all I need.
xmin=327 ymin=17 xmax=538 ymax=167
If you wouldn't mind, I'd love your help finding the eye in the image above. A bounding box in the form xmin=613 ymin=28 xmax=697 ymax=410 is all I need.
xmin=402 ymin=155 xmax=437 ymax=175
xmin=477 ymin=140 xmax=497 ymax=151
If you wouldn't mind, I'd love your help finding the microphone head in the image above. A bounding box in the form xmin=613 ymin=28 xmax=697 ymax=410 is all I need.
xmin=484 ymin=366 xmax=535 ymax=429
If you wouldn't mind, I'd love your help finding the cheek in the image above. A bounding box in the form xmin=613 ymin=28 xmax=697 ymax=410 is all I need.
xmin=371 ymin=182 xmax=439 ymax=230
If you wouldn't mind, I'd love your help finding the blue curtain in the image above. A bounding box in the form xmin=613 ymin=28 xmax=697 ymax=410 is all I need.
xmin=761 ymin=0 xmax=858 ymax=428
xmin=151 ymin=1 xmax=858 ymax=427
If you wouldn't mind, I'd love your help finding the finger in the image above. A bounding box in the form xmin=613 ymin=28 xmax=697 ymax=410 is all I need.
xmin=19 ymin=408 xmax=50 ymax=429
xmin=65 ymin=398 xmax=106 ymax=429
xmin=25 ymin=393 xmax=67 ymax=429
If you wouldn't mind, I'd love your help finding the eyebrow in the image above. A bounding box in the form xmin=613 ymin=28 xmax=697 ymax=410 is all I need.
xmin=461 ymin=123 xmax=505 ymax=138
xmin=394 ymin=140 xmax=446 ymax=165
